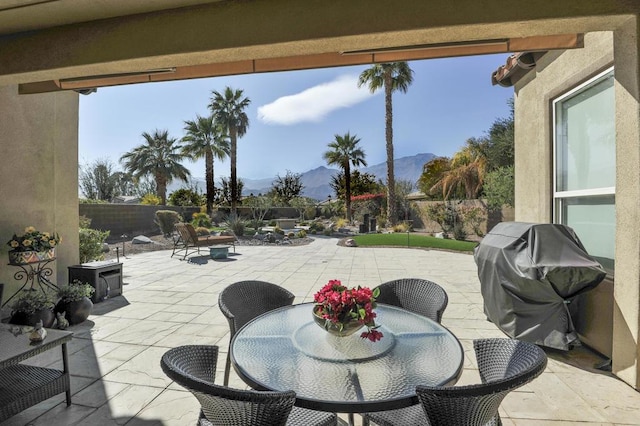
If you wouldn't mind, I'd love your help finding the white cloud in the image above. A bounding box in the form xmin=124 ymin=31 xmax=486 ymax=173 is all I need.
xmin=257 ymin=74 xmax=377 ymax=125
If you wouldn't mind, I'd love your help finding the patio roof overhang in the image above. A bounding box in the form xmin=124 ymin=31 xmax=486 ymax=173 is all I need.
xmin=0 ymin=0 xmax=635 ymax=94
xmin=19 ymin=34 xmax=584 ymax=94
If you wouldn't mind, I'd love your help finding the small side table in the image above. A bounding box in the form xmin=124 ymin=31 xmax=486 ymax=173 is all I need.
xmin=209 ymin=245 xmax=230 ymax=260
xmin=0 ymin=324 xmax=72 ymax=421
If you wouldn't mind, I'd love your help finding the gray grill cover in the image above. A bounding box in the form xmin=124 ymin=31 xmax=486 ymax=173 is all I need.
xmin=474 ymin=222 xmax=606 ymax=350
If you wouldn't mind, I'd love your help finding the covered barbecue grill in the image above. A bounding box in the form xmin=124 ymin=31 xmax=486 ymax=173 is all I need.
xmin=474 ymin=222 xmax=606 ymax=350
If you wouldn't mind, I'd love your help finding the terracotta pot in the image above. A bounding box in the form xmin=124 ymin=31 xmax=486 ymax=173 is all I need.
xmin=312 ymin=309 xmax=364 ymax=337
xmin=54 ymin=297 xmax=93 ymax=325
xmin=9 ymin=308 xmax=55 ymax=328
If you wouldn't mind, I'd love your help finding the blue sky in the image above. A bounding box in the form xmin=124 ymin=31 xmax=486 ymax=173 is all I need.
xmin=79 ymin=53 xmax=513 ymax=181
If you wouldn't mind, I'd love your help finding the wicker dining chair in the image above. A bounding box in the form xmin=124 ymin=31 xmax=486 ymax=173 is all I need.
xmin=161 ymin=345 xmax=337 ymax=426
xmin=374 ymin=278 xmax=448 ymax=323
xmin=218 ymin=280 xmax=295 ymax=386
xmin=363 ymin=338 xmax=547 ymax=426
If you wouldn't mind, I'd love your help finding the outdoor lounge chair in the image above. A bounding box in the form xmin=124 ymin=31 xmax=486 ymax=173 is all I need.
xmin=172 ymin=223 xmax=237 ymax=260
xmin=161 ymin=345 xmax=337 ymax=426
xmin=218 ymin=280 xmax=295 ymax=386
xmin=374 ymin=278 xmax=448 ymax=323
xmin=363 ymin=338 xmax=547 ymax=426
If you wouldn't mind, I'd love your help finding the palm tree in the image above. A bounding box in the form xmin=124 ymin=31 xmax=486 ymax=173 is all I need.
xmin=120 ymin=129 xmax=190 ymax=205
xmin=358 ymin=62 xmax=414 ymax=225
xmin=323 ymin=132 xmax=367 ymax=222
xmin=432 ymin=142 xmax=487 ymax=199
xmin=181 ymin=115 xmax=230 ymax=214
xmin=208 ymin=87 xmax=251 ymax=215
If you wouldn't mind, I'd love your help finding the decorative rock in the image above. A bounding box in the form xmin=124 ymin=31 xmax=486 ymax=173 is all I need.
xmin=345 ymin=238 xmax=358 ymax=247
xmin=132 ymin=235 xmax=153 ymax=244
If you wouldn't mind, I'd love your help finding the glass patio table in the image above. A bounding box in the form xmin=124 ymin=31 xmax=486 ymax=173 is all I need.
xmin=231 ymin=303 xmax=464 ymax=416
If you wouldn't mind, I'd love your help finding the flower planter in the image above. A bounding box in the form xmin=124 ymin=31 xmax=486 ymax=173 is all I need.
xmin=8 ymin=248 xmax=56 ymax=265
xmin=54 ymin=297 xmax=93 ymax=325
xmin=313 ymin=309 xmax=364 ymax=337
xmin=9 ymin=308 xmax=55 ymax=328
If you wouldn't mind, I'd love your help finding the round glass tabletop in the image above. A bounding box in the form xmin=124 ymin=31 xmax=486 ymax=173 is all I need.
xmin=231 ymin=303 xmax=463 ymax=413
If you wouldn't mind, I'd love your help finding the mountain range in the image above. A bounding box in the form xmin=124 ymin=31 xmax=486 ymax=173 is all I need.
xmin=175 ymin=152 xmax=435 ymax=201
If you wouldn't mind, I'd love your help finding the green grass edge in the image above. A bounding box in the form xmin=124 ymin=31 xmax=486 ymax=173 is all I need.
xmin=352 ymin=233 xmax=478 ymax=252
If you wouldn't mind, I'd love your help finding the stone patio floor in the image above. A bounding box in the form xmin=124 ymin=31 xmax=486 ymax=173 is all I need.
xmin=4 ymin=236 xmax=640 ymax=425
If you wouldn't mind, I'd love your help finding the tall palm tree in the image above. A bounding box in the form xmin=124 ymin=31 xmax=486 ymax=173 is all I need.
xmin=323 ymin=132 xmax=367 ymax=222
xmin=358 ymin=62 xmax=414 ymax=225
xmin=181 ymin=115 xmax=230 ymax=214
xmin=208 ymin=87 xmax=251 ymax=215
xmin=120 ymin=129 xmax=190 ymax=205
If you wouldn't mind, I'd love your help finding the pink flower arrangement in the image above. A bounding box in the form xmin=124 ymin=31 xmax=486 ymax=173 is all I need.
xmin=313 ymin=279 xmax=384 ymax=342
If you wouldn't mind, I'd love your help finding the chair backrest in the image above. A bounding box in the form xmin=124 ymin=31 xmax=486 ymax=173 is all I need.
xmin=374 ymin=278 xmax=448 ymax=323
xmin=218 ymin=281 xmax=295 ymax=336
xmin=161 ymin=345 xmax=296 ymax=426
xmin=175 ymin=223 xmax=197 ymax=244
xmin=416 ymin=338 xmax=547 ymax=426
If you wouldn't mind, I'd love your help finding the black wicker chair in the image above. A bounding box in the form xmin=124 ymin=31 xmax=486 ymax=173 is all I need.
xmin=161 ymin=345 xmax=337 ymax=426
xmin=364 ymin=338 xmax=547 ymax=426
xmin=374 ymin=278 xmax=448 ymax=323
xmin=218 ymin=280 xmax=295 ymax=386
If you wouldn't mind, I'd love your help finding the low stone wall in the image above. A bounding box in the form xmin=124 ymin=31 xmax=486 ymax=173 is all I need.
xmin=79 ymin=204 xmax=200 ymax=242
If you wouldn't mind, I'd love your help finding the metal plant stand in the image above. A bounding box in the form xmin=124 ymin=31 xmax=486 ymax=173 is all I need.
xmin=2 ymin=258 xmax=58 ymax=307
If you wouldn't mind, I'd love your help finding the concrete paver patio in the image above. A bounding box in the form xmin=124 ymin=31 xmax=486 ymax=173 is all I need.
xmin=4 ymin=236 xmax=640 ymax=425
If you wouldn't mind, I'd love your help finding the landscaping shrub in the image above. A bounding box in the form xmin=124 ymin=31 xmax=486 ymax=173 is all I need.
xmin=274 ymin=226 xmax=284 ymax=235
xmin=141 ymin=194 xmax=161 ymax=205
xmin=335 ymin=218 xmax=348 ymax=229
xmin=458 ymin=205 xmax=486 ymax=237
xmin=297 ymin=230 xmax=307 ymax=238
xmin=195 ymin=226 xmax=211 ymax=236
xmin=392 ymin=221 xmax=412 ymax=233
xmin=268 ymin=219 xmax=277 ymax=226
xmin=155 ymin=210 xmax=182 ymax=236
xmin=225 ymin=214 xmax=245 ymax=237
xmin=79 ymin=228 xmax=110 ymax=263
xmin=287 ymin=232 xmax=295 ymax=238
xmin=79 ymin=215 xmax=92 ymax=229
xmin=192 ymin=212 xmax=212 ymax=228
xmin=452 ymin=222 xmax=467 ymax=241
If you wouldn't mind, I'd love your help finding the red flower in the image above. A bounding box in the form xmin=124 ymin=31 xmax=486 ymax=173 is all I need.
xmin=313 ymin=279 xmax=383 ymax=341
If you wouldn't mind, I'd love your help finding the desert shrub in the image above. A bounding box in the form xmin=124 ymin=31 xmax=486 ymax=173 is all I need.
xmin=452 ymin=222 xmax=467 ymax=241
xmin=287 ymin=232 xmax=295 ymax=238
xmin=194 ymin=226 xmax=211 ymax=236
xmin=79 ymin=215 xmax=92 ymax=229
xmin=274 ymin=226 xmax=284 ymax=235
xmin=141 ymin=194 xmax=161 ymax=205
xmin=297 ymin=230 xmax=307 ymax=238
xmin=155 ymin=210 xmax=182 ymax=236
xmin=392 ymin=221 xmax=412 ymax=233
xmin=323 ymin=229 xmax=333 ymax=236
xmin=376 ymin=215 xmax=387 ymax=229
xmin=168 ymin=188 xmax=204 ymax=206
xmin=192 ymin=212 xmax=212 ymax=228
xmin=425 ymin=202 xmax=458 ymax=238
xmin=309 ymin=221 xmax=325 ymax=233
xmin=268 ymin=219 xmax=277 ymax=226
xmin=458 ymin=205 xmax=486 ymax=237
xmin=79 ymin=228 xmax=110 ymax=263
xmin=225 ymin=214 xmax=245 ymax=236
xmin=335 ymin=218 xmax=348 ymax=229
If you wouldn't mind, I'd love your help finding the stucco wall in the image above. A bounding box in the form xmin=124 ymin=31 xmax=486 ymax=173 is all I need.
xmin=0 ymin=86 xmax=78 ymax=318
xmin=514 ymin=26 xmax=640 ymax=388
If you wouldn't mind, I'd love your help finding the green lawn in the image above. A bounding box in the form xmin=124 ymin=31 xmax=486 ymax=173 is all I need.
xmin=352 ymin=233 xmax=478 ymax=252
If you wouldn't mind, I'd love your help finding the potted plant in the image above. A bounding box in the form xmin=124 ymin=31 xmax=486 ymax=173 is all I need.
xmin=9 ymin=290 xmax=56 ymax=327
xmin=312 ymin=279 xmax=383 ymax=341
xmin=54 ymin=280 xmax=95 ymax=325
xmin=6 ymin=226 xmax=61 ymax=264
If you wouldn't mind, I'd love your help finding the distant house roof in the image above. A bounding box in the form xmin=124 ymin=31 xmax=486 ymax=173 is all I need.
xmin=112 ymin=195 xmax=140 ymax=204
